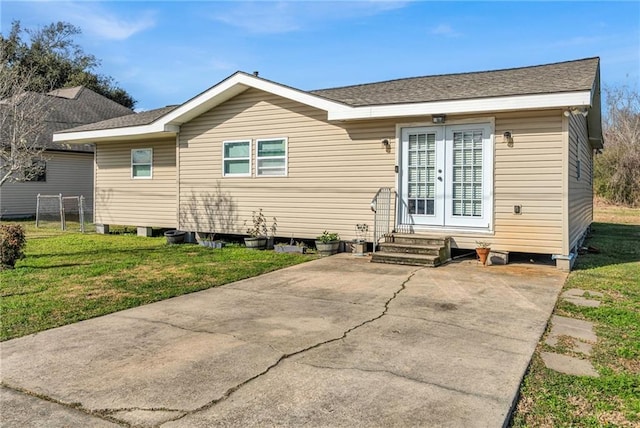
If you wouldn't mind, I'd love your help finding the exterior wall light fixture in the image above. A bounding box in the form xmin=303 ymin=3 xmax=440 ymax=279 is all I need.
xmin=432 ymin=114 xmax=446 ymax=124
xmin=503 ymin=131 xmax=514 ymax=147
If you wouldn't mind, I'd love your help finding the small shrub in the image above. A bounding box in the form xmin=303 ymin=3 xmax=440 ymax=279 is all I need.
xmin=0 ymin=224 xmax=26 ymax=269
xmin=244 ymin=209 xmax=277 ymax=237
xmin=316 ymin=231 xmax=340 ymax=243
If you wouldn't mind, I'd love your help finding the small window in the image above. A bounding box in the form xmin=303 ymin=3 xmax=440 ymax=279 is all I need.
xmin=132 ymin=148 xmax=152 ymax=179
xmin=256 ymin=138 xmax=287 ymax=176
xmin=223 ymin=140 xmax=251 ymax=176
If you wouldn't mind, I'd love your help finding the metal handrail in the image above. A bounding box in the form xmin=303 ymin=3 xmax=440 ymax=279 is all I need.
xmin=371 ymin=188 xmax=416 ymax=252
xmin=371 ymin=187 xmax=394 ymax=253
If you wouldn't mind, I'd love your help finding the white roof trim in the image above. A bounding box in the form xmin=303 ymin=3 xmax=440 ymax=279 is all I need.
xmin=327 ymin=91 xmax=593 ymax=120
xmin=53 ymin=71 xmax=593 ymax=143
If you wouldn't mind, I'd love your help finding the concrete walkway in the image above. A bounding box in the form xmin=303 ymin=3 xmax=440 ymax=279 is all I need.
xmin=1 ymin=255 xmax=566 ymax=427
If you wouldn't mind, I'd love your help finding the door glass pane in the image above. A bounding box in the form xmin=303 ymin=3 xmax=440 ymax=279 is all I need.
xmin=407 ymin=132 xmax=436 ymax=215
xmin=451 ymin=130 xmax=483 ymax=217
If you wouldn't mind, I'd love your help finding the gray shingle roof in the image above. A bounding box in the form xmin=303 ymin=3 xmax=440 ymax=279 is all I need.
xmin=2 ymin=86 xmax=133 ymax=152
xmin=53 ymin=58 xmax=599 ymax=135
xmin=311 ymin=57 xmax=599 ymax=106
xmin=57 ymin=105 xmax=179 ymax=134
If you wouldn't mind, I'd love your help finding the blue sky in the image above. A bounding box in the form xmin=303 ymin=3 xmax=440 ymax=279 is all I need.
xmin=2 ymin=1 xmax=639 ymax=111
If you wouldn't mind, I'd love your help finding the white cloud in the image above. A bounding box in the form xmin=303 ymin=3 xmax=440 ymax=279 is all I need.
xmin=431 ymin=24 xmax=461 ymax=37
xmin=210 ymin=1 xmax=412 ymax=35
xmin=25 ymin=1 xmax=156 ymax=40
xmin=212 ymin=2 xmax=300 ymax=34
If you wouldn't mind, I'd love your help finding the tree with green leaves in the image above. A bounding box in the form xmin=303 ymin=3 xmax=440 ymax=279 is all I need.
xmin=0 ymin=20 xmax=135 ymax=109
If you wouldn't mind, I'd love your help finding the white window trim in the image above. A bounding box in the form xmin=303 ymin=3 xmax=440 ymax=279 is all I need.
xmin=256 ymin=137 xmax=288 ymax=177
xmin=131 ymin=148 xmax=153 ymax=179
xmin=222 ymin=140 xmax=252 ymax=177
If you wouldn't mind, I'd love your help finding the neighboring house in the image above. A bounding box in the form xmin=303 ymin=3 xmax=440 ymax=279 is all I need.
xmin=0 ymin=86 xmax=133 ymax=218
xmin=53 ymin=58 xmax=603 ymax=270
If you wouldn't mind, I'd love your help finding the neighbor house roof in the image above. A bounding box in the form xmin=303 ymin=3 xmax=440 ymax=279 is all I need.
xmin=2 ymin=86 xmax=133 ymax=152
xmin=53 ymin=57 xmax=602 ymax=144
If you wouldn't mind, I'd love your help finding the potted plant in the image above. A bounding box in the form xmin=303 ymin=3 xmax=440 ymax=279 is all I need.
xmin=243 ymin=209 xmax=276 ymax=250
xmin=475 ymin=241 xmax=491 ymax=266
xmin=199 ymin=233 xmax=225 ymax=249
xmin=164 ymin=230 xmax=186 ymax=245
xmin=315 ymin=231 xmax=340 ymax=256
xmin=275 ymin=239 xmax=306 ymax=254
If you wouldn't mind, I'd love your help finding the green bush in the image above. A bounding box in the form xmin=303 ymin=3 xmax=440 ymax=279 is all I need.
xmin=0 ymin=224 xmax=26 ymax=269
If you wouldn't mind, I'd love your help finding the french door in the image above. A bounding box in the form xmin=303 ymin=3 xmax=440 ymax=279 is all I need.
xmin=399 ymin=123 xmax=493 ymax=229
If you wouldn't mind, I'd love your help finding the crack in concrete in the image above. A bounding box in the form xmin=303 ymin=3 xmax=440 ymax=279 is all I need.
xmin=159 ymin=268 xmax=421 ymax=425
xmin=99 ymin=406 xmax=186 ymax=415
xmin=299 ymin=362 xmax=502 ymax=402
xmin=1 ymin=383 xmax=130 ymax=427
xmin=3 ymin=268 xmax=419 ymax=427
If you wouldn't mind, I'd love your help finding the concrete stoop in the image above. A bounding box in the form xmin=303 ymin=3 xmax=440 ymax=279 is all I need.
xmin=542 ymin=289 xmax=604 ymax=377
xmin=371 ymin=234 xmax=450 ymax=267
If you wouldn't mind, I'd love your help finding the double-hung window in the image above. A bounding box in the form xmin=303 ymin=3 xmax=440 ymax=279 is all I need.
xmin=132 ymin=148 xmax=152 ymax=179
xmin=256 ymin=138 xmax=287 ymax=176
xmin=223 ymin=140 xmax=251 ymax=176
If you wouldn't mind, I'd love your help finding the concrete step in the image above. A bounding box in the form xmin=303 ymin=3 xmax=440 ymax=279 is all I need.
xmin=378 ymin=242 xmax=442 ymax=256
xmin=390 ymin=234 xmax=449 ymax=247
xmin=371 ymin=252 xmax=441 ymax=267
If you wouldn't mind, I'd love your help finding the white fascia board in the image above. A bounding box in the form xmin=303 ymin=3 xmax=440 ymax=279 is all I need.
xmin=327 ymin=91 xmax=593 ymax=121
xmin=54 ymin=73 xmax=350 ymax=143
xmin=163 ymin=73 xmax=350 ymax=125
xmin=52 ymin=123 xmax=170 ymax=143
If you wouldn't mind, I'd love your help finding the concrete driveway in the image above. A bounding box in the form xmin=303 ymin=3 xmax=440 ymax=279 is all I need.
xmin=1 ymin=254 xmax=566 ymax=427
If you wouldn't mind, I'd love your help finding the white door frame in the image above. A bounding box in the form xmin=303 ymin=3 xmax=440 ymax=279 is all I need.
xmin=396 ymin=120 xmax=495 ymax=232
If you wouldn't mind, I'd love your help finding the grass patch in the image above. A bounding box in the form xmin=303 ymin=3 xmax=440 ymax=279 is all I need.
xmin=0 ymin=222 xmax=312 ymax=341
xmin=511 ymin=207 xmax=640 ymax=427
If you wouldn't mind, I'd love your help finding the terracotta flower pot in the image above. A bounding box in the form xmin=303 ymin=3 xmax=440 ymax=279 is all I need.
xmin=476 ymin=247 xmax=491 ymax=266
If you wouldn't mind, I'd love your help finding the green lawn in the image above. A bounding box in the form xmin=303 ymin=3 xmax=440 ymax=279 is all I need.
xmin=511 ymin=209 xmax=640 ymax=427
xmin=1 ymin=223 xmax=312 ymax=341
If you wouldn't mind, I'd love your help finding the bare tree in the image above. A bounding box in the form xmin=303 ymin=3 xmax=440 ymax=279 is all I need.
xmin=594 ymin=85 xmax=640 ymax=207
xmin=0 ymin=59 xmax=52 ymax=187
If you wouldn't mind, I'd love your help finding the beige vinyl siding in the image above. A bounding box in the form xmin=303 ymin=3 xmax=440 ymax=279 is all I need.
xmin=0 ymin=151 xmax=93 ymax=219
xmin=567 ymin=113 xmax=593 ymax=251
xmin=94 ymin=138 xmax=176 ymax=228
xmin=179 ymin=88 xmax=396 ymax=241
xmin=451 ymin=110 xmax=565 ymax=254
xmin=179 ymin=89 xmax=566 ymax=254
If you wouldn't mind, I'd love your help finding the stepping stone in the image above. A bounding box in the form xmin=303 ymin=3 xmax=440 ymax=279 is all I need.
xmin=549 ymin=315 xmax=597 ymax=342
xmin=545 ymin=334 xmax=594 ymax=356
xmin=541 ymin=352 xmax=599 ymax=377
xmin=562 ymin=288 xmax=602 ymax=307
xmin=563 ymin=288 xmax=603 ymax=298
